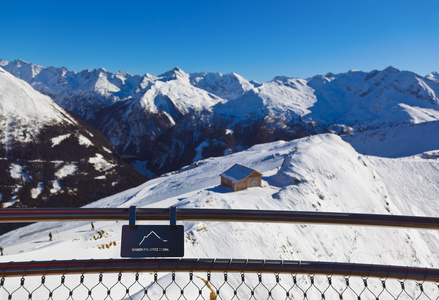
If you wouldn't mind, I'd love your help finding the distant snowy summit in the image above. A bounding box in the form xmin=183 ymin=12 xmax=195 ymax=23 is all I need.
xmin=1 ymin=59 xmax=438 ymax=176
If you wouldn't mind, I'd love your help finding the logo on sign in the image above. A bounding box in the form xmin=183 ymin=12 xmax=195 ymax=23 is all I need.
xmin=121 ymin=225 xmax=184 ymax=257
xmin=139 ymin=231 xmax=168 ymax=244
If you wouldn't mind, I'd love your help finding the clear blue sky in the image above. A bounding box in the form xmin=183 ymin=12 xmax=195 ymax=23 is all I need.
xmin=2 ymin=0 xmax=438 ymax=82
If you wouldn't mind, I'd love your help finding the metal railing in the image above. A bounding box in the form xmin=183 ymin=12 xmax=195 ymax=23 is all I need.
xmin=0 ymin=259 xmax=438 ymax=299
xmin=1 ymin=208 xmax=439 ymax=299
xmin=1 ymin=207 xmax=439 ymax=229
xmin=1 ymin=259 xmax=439 ymax=281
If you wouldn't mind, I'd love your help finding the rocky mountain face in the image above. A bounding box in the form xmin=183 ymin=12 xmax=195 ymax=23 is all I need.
xmin=1 ymin=59 xmax=438 ymax=177
xmin=0 ymin=67 xmax=146 ymax=212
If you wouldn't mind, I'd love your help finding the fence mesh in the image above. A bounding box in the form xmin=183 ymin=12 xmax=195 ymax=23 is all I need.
xmin=1 ymin=271 xmax=438 ymax=299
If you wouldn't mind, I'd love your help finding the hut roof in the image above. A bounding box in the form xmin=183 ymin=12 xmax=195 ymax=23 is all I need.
xmin=220 ymin=164 xmax=261 ymax=184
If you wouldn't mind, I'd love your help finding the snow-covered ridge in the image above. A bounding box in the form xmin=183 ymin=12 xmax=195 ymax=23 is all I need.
xmin=1 ymin=133 xmax=438 ymax=270
xmin=2 ymin=58 xmax=438 ymax=128
xmin=0 ymin=67 xmax=76 ymax=137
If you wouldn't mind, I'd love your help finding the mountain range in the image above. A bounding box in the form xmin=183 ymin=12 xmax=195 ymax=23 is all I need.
xmin=1 ymin=59 xmax=438 ymax=177
xmin=1 ymin=58 xmax=438 ymax=212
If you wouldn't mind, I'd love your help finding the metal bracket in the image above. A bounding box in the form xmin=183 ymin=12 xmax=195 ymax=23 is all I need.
xmin=129 ymin=206 xmax=137 ymax=229
xmin=170 ymin=206 xmax=177 ymax=227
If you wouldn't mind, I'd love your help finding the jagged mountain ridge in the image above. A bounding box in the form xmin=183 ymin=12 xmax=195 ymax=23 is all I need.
xmin=0 ymin=67 xmax=146 ymax=213
xmin=1 ymin=59 xmax=438 ymax=176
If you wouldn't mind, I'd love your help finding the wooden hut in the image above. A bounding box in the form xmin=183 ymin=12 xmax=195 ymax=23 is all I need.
xmin=220 ymin=164 xmax=262 ymax=192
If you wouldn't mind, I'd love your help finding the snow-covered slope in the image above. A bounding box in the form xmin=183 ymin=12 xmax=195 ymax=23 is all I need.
xmin=306 ymin=67 xmax=439 ymax=131
xmin=1 ymin=133 xmax=438 ymax=269
xmin=343 ymin=121 xmax=439 ymax=158
xmin=0 ymin=67 xmax=76 ymax=135
xmin=0 ymin=67 xmax=146 ymax=211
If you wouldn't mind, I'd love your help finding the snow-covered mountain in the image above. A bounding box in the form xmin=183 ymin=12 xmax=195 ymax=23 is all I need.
xmin=1 ymin=59 xmax=438 ymax=177
xmin=0 ymin=132 xmax=438 ymax=297
xmin=343 ymin=121 xmax=439 ymax=158
xmin=0 ymin=59 xmax=142 ymax=120
xmin=306 ymin=67 xmax=439 ymax=131
xmin=0 ymin=67 xmax=146 ymax=216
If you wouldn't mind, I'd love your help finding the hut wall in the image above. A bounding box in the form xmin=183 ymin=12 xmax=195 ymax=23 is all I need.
xmin=221 ymin=177 xmax=232 ymax=188
xmin=233 ymin=180 xmax=248 ymax=192
xmin=246 ymin=176 xmax=259 ymax=188
xmin=247 ymin=173 xmax=262 ymax=188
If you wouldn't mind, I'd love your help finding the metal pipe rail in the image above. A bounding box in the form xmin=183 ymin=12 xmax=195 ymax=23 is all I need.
xmin=1 ymin=259 xmax=438 ymax=282
xmin=1 ymin=208 xmax=439 ymax=229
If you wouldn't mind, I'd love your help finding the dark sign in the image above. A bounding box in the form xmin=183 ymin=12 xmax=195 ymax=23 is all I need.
xmin=121 ymin=225 xmax=184 ymax=257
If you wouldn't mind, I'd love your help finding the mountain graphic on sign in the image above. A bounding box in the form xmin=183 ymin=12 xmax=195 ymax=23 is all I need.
xmin=138 ymin=231 xmax=168 ymax=245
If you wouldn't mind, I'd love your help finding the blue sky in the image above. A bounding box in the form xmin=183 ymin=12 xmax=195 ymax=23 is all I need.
xmin=1 ymin=0 xmax=438 ymax=82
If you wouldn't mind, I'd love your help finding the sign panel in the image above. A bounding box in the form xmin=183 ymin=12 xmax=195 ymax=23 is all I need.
xmin=121 ymin=225 xmax=184 ymax=257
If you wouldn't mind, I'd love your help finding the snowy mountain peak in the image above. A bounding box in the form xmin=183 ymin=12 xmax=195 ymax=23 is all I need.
xmin=116 ymin=70 xmax=131 ymax=78
xmin=426 ymin=72 xmax=439 ymax=83
xmin=272 ymin=75 xmax=290 ymax=82
xmin=159 ymin=66 xmax=188 ymax=81
xmin=2 ymin=59 xmax=44 ymax=82
xmin=80 ymin=67 xmax=108 ymax=76
xmin=15 ymin=59 xmax=30 ymax=64
xmin=383 ymin=66 xmax=400 ymax=74
xmin=189 ymin=71 xmax=255 ymax=100
xmin=0 ymin=67 xmax=73 ymax=128
xmin=307 ymin=74 xmax=333 ymax=88
xmin=230 ymin=72 xmax=241 ymax=78
xmin=172 ymin=66 xmax=183 ymax=72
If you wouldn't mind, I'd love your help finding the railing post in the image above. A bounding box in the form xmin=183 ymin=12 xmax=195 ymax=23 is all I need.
xmin=129 ymin=206 xmax=137 ymax=229
xmin=170 ymin=206 xmax=177 ymax=227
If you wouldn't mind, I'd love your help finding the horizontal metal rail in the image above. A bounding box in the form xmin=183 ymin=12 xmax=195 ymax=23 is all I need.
xmin=1 ymin=208 xmax=439 ymax=229
xmin=1 ymin=259 xmax=438 ymax=281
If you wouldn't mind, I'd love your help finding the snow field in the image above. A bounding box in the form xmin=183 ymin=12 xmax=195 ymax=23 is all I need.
xmin=0 ymin=133 xmax=438 ymax=298
xmin=1 ymin=134 xmax=438 ymax=265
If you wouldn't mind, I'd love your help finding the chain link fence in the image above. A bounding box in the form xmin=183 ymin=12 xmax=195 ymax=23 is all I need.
xmin=0 ymin=259 xmax=438 ymax=299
